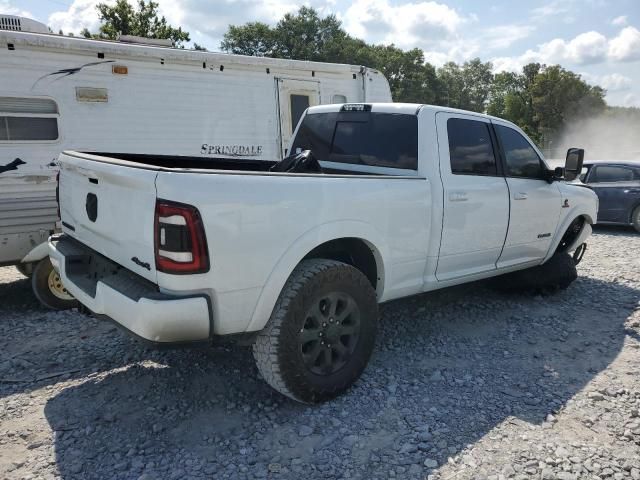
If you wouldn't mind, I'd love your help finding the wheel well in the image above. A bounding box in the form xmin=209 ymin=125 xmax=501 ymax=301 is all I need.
xmin=556 ymin=216 xmax=586 ymax=253
xmin=303 ymin=238 xmax=379 ymax=289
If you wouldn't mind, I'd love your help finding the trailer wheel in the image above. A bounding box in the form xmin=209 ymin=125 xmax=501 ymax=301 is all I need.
xmin=492 ymin=252 xmax=578 ymax=293
xmin=632 ymin=206 xmax=640 ymax=233
xmin=32 ymin=258 xmax=78 ymax=310
xmin=253 ymin=259 xmax=378 ymax=403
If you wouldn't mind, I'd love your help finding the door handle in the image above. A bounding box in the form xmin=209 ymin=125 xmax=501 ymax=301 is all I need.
xmin=624 ymin=189 xmax=640 ymax=194
xmin=513 ymin=192 xmax=528 ymax=200
xmin=449 ymin=191 xmax=468 ymax=202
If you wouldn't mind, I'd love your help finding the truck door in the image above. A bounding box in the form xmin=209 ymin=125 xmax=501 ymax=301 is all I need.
xmin=435 ymin=112 xmax=510 ymax=281
xmin=492 ymin=121 xmax=562 ymax=267
xmin=277 ymin=79 xmax=320 ymax=157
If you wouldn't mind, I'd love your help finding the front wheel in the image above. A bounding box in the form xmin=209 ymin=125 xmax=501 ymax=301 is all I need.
xmin=492 ymin=252 xmax=578 ymax=293
xmin=32 ymin=257 xmax=78 ymax=310
xmin=253 ymin=259 xmax=378 ymax=403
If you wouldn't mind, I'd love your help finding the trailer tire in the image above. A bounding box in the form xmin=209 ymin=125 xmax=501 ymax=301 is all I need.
xmin=632 ymin=206 xmax=640 ymax=233
xmin=492 ymin=252 xmax=578 ymax=293
xmin=252 ymin=259 xmax=378 ymax=403
xmin=32 ymin=258 xmax=78 ymax=310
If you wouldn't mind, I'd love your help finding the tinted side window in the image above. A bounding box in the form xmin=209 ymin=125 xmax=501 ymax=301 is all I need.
xmin=291 ymin=112 xmax=418 ymax=170
xmin=447 ymin=118 xmax=497 ymax=175
xmin=495 ymin=125 xmax=543 ymax=178
xmin=591 ymin=165 xmax=634 ymax=183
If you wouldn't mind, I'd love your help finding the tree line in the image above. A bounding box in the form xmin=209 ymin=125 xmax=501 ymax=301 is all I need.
xmin=75 ymin=1 xmax=638 ymax=152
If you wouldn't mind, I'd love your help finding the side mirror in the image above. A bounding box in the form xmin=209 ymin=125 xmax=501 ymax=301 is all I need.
xmin=564 ymin=148 xmax=584 ymax=181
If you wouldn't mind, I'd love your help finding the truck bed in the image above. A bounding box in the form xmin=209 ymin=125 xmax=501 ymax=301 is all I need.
xmin=67 ymin=151 xmax=405 ymax=176
xmin=77 ymin=152 xmax=277 ymax=172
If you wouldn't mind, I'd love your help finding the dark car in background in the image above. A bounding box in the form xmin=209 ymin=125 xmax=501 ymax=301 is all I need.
xmin=580 ymin=161 xmax=640 ymax=232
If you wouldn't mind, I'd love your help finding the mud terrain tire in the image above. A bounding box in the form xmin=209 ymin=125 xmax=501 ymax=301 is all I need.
xmin=253 ymin=259 xmax=378 ymax=403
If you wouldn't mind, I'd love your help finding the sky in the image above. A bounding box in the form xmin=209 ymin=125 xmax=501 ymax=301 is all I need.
xmin=2 ymin=0 xmax=639 ymax=107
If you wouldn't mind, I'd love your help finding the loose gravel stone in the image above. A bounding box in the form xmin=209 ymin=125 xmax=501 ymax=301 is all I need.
xmin=1 ymin=227 xmax=639 ymax=479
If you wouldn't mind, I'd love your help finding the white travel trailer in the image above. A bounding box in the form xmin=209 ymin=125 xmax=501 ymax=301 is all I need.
xmin=0 ymin=15 xmax=392 ymax=308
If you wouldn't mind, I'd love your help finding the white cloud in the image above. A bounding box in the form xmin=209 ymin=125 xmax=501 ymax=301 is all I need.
xmin=562 ymin=31 xmax=608 ymax=64
xmin=48 ymin=0 xmax=106 ymax=35
xmin=530 ymin=1 xmax=570 ymax=19
xmin=582 ymin=72 xmax=632 ymax=91
xmin=342 ymin=0 xmax=467 ymax=50
xmin=611 ymin=15 xmax=627 ymax=26
xmin=0 ymin=0 xmax=33 ymax=18
xmin=493 ymin=26 xmax=640 ymax=72
xmin=480 ymin=24 xmax=536 ymax=50
xmin=608 ymin=26 xmax=640 ymax=62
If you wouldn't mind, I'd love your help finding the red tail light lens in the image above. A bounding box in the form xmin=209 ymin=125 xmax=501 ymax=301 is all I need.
xmin=154 ymin=200 xmax=209 ymax=274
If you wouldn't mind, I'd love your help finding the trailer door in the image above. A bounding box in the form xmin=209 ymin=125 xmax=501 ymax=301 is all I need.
xmin=277 ymin=79 xmax=320 ymax=157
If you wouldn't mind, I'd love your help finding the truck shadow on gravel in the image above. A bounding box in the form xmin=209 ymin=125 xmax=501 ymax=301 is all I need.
xmin=41 ymin=272 xmax=639 ymax=480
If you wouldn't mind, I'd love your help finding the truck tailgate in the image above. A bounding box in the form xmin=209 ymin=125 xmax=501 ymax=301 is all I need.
xmin=57 ymin=152 xmax=158 ymax=283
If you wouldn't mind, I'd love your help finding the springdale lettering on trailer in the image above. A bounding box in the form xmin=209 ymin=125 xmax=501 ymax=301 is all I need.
xmin=200 ymin=144 xmax=264 ymax=156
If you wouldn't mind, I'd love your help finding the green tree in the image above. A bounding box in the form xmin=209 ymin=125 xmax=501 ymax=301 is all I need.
xmin=530 ymin=65 xmax=606 ymax=146
xmin=221 ymin=7 xmax=441 ymax=103
xmin=83 ymin=0 xmax=189 ymax=45
xmin=221 ymin=22 xmax=277 ymax=56
xmin=436 ymin=58 xmax=493 ymax=112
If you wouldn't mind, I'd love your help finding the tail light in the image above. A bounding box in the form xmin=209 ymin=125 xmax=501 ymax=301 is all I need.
xmin=154 ymin=200 xmax=209 ymax=274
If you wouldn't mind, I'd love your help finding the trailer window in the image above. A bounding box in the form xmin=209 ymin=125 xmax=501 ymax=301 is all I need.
xmin=291 ymin=112 xmax=418 ymax=170
xmin=0 ymin=97 xmax=59 ymax=142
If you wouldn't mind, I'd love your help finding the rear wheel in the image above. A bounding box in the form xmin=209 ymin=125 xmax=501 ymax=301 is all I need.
xmin=32 ymin=257 xmax=78 ymax=310
xmin=253 ymin=259 xmax=378 ymax=403
xmin=632 ymin=206 xmax=640 ymax=233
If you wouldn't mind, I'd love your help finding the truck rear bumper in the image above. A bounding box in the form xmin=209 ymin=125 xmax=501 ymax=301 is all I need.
xmin=48 ymin=235 xmax=211 ymax=344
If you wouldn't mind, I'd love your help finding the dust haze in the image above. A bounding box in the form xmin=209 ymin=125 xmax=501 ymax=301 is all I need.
xmin=550 ymin=111 xmax=640 ymax=163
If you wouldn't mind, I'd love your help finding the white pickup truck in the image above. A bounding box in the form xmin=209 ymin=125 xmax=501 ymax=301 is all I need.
xmin=49 ymin=103 xmax=597 ymax=403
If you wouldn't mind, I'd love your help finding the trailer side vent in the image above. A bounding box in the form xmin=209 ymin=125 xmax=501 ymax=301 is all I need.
xmin=7 ymin=43 xmax=15 ymax=50
xmin=312 ymin=70 xmax=315 ymax=77
xmin=76 ymin=87 xmax=108 ymax=103
xmin=266 ymin=68 xmax=270 ymax=74
xmin=220 ymin=65 xmax=224 ymax=72
xmin=352 ymin=74 xmax=357 ymax=79
xmin=98 ymin=52 xmax=104 ymax=59
xmin=202 ymin=62 xmax=206 ymax=69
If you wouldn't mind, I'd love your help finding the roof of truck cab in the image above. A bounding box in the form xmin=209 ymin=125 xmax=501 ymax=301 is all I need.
xmin=0 ymin=30 xmax=381 ymax=75
xmin=308 ymin=103 xmax=510 ymax=122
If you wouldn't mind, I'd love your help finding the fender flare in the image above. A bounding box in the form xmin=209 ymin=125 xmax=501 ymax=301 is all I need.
xmin=244 ymin=220 xmax=389 ymax=333
xmin=20 ymin=241 xmax=51 ymax=264
xmin=543 ymin=209 xmax=595 ymax=263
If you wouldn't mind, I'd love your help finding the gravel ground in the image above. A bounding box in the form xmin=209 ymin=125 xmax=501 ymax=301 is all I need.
xmin=1 ymin=227 xmax=639 ymax=480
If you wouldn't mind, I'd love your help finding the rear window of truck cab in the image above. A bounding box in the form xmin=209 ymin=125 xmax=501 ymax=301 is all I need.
xmin=291 ymin=111 xmax=418 ymax=170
